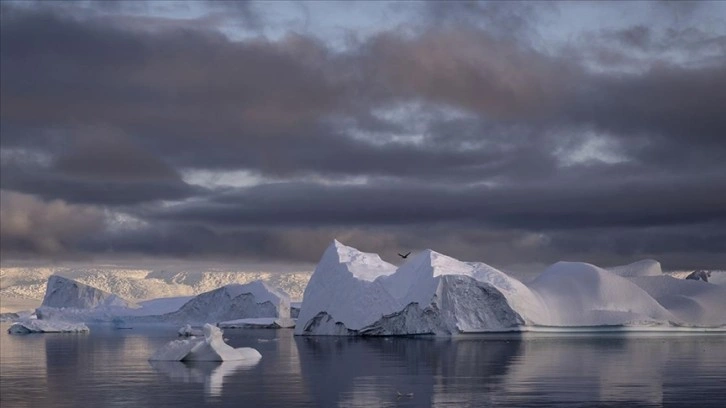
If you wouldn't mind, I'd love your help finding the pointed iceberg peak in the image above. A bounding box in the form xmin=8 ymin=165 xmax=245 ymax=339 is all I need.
xmin=400 ymin=249 xmax=474 ymax=277
xmin=42 ymin=275 xmax=130 ymax=309
xmin=322 ymin=239 xmax=359 ymax=264
xmin=318 ymin=240 xmax=396 ymax=282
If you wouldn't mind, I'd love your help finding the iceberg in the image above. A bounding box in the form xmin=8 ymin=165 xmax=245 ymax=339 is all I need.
xmin=34 ymin=275 xmax=134 ymax=322
xmin=41 ymin=275 xmax=131 ymax=309
xmin=29 ymin=275 xmax=291 ymax=327
xmin=7 ymin=319 xmax=90 ymax=334
xmin=295 ymin=241 xmax=726 ymax=336
xmin=628 ymin=275 xmax=726 ymax=327
xmin=295 ymin=240 xmax=399 ymax=335
xmin=527 ymin=262 xmax=676 ymax=326
xmin=158 ymin=281 xmax=291 ymax=324
xmin=150 ymin=324 xmax=262 ymax=362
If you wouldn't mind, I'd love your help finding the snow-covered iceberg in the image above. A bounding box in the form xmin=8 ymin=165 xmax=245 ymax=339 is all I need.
xmin=34 ymin=275 xmax=134 ymax=322
xmin=150 ymin=324 xmax=262 ymax=362
xmin=295 ymin=241 xmax=726 ymax=336
xmin=30 ymin=275 xmax=291 ymax=327
xmin=41 ymin=275 xmax=131 ymax=309
xmin=156 ymin=281 xmax=291 ymax=325
xmin=7 ymin=319 xmax=90 ymax=334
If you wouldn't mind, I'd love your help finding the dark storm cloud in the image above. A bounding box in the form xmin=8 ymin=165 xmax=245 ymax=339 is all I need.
xmin=0 ymin=126 xmax=201 ymax=205
xmin=54 ymin=126 xmax=181 ymax=182
xmin=569 ymin=65 xmax=726 ymax=156
xmin=1 ymin=2 xmax=725 ymax=269
xmin=359 ymin=28 xmax=575 ymax=118
xmin=144 ymin=174 xmax=726 ymax=230
xmin=0 ymin=166 xmax=198 ymax=205
xmin=0 ymin=190 xmax=106 ymax=257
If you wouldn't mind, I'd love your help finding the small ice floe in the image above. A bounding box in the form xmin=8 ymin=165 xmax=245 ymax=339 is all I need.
xmin=178 ymin=324 xmax=204 ymax=337
xmin=150 ymin=324 xmax=262 ymax=362
xmin=7 ymin=319 xmax=90 ymax=334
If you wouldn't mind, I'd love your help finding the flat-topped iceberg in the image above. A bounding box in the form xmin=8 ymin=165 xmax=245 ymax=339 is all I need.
xmin=295 ymin=241 xmax=726 ymax=336
xmin=8 ymin=319 xmax=90 ymax=334
xmin=150 ymin=324 xmax=262 ymax=362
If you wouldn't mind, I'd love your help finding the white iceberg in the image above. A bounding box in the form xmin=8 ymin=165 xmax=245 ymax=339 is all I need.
xmin=30 ymin=275 xmax=292 ymax=327
xmin=150 ymin=324 xmax=262 ymax=362
xmin=295 ymin=241 xmax=726 ymax=336
xmin=34 ymin=275 xmax=135 ymax=322
xmin=41 ymin=275 xmax=131 ymax=309
xmin=628 ymin=274 xmax=726 ymax=327
xmin=157 ymin=281 xmax=291 ymax=324
xmin=527 ymin=261 xmax=676 ymax=326
xmin=294 ymin=240 xmax=399 ymax=335
xmin=7 ymin=319 xmax=90 ymax=334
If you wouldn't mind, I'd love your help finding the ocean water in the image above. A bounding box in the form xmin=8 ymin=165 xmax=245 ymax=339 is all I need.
xmin=1 ymin=324 xmax=725 ymax=407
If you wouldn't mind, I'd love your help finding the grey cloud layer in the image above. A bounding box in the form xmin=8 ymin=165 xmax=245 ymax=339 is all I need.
xmin=1 ymin=2 xmax=724 ymax=269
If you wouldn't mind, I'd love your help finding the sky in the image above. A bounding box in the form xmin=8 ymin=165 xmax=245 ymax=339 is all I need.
xmin=1 ymin=0 xmax=725 ymax=273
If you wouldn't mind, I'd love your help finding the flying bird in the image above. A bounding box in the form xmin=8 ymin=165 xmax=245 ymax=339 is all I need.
xmin=398 ymin=252 xmax=411 ymax=259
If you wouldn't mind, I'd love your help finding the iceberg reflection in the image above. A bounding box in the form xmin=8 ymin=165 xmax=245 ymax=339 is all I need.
xmin=150 ymin=358 xmax=260 ymax=398
xmin=296 ymin=333 xmax=726 ymax=407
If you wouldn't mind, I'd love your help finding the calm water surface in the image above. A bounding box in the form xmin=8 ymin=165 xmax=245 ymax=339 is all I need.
xmin=1 ymin=323 xmax=725 ymax=407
